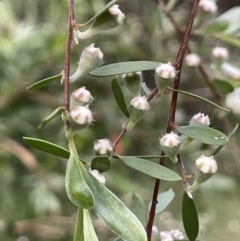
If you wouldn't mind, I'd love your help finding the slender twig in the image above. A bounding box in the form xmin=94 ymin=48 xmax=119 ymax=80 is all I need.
xmin=146 ymin=1 xmax=200 ymax=240
xmin=63 ymin=0 xmax=75 ymax=131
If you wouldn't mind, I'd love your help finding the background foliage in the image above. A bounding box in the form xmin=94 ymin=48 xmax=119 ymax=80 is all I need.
xmin=1 ymin=0 xmax=240 ymax=241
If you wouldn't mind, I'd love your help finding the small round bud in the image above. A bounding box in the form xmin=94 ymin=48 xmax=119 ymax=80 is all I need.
xmin=225 ymin=87 xmax=240 ymax=115
xmin=152 ymin=226 xmax=159 ymax=237
xmin=71 ymin=87 xmax=93 ymax=108
xmin=185 ymin=53 xmax=201 ymax=67
xmin=190 ymin=112 xmax=210 ymax=126
xmin=130 ymin=95 xmax=149 ymax=111
xmin=155 ymin=62 xmax=176 ymax=79
xmin=196 ymin=155 xmax=217 ymax=174
xmin=170 ymin=229 xmax=184 ymax=240
xmin=94 ymin=139 xmax=113 ymax=156
xmin=89 ymin=169 xmax=106 ymax=185
xmin=199 ymin=0 xmax=217 ymax=13
xmin=109 ymin=5 xmax=125 ymax=24
xmin=70 ymin=106 xmax=93 ymax=125
xmin=212 ymin=47 xmax=229 ymax=60
xmin=160 ymin=231 xmax=173 ymax=241
xmin=122 ymin=72 xmax=142 ymax=96
xmin=160 ymin=132 xmax=180 ymax=163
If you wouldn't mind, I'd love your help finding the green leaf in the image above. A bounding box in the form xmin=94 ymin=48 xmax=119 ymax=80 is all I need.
xmin=73 ymin=208 xmax=99 ymax=241
xmin=82 ymin=165 xmax=147 ymax=241
xmin=130 ymin=193 xmax=147 ymax=225
xmin=148 ymin=188 xmax=175 ymax=214
xmin=111 ymin=77 xmax=129 ymax=118
xmin=120 ymin=156 xmax=182 ymax=181
xmin=81 ymin=0 xmax=119 ymax=28
xmin=112 ymin=238 xmax=124 ymax=241
xmin=214 ymin=33 xmax=240 ymax=48
xmin=182 ymin=192 xmax=199 ymax=241
xmin=90 ymin=61 xmax=160 ymax=77
xmin=65 ymin=150 xmax=94 ymax=208
xmin=212 ymin=79 xmax=234 ymax=95
xmin=195 ymin=20 xmax=229 ymax=35
xmin=176 ymin=125 xmax=229 ymax=146
xmin=167 ymin=86 xmax=230 ymax=112
xmin=91 ymin=156 xmax=110 ymax=172
xmin=27 ymin=73 xmax=62 ymax=90
xmin=23 ymin=137 xmax=69 ymax=159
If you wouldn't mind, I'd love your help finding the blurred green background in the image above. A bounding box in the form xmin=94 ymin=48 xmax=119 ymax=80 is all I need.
xmin=1 ymin=0 xmax=240 ymax=241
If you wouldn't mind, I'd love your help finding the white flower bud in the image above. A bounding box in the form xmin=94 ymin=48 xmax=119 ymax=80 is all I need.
xmin=160 ymin=231 xmax=173 ymax=241
xmin=109 ymin=4 xmax=125 ymax=24
xmin=130 ymin=95 xmax=149 ymax=111
xmin=221 ymin=63 xmax=240 ymax=80
xmin=94 ymin=139 xmax=113 ymax=156
xmin=212 ymin=47 xmax=229 ymax=60
xmin=71 ymin=87 xmax=93 ymax=108
xmin=152 ymin=226 xmax=159 ymax=237
xmin=225 ymin=87 xmax=240 ymax=115
xmin=89 ymin=169 xmax=106 ymax=185
xmin=196 ymin=155 xmax=217 ymax=174
xmin=155 ymin=62 xmax=176 ymax=79
xmin=185 ymin=53 xmax=201 ymax=67
xmin=70 ymin=106 xmax=93 ymax=125
xmin=160 ymin=132 xmax=180 ymax=163
xmin=170 ymin=229 xmax=184 ymax=239
xmin=190 ymin=112 xmax=210 ymax=126
xmin=70 ymin=44 xmax=104 ymax=82
xmin=199 ymin=0 xmax=217 ymax=13
xmin=122 ymin=72 xmax=142 ymax=96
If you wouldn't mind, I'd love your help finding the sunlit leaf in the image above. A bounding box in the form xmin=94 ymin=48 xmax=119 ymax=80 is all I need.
xmin=148 ymin=188 xmax=175 ymax=214
xmin=212 ymin=79 xmax=234 ymax=95
xmin=120 ymin=156 xmax=182 ymax=181
xmin=90 ymin=61 xmax=160 ymax=77
xmin=91 ymin=156 xmax=110 ymax=172
xmin=130 ymin=193 xmax=147 ymax=225
xmin=112 ymin=77 xmax=129 ymax=118
xmin=23 ymin=137 xmax=69 ymax=158
xmin=195 ymin=20 xmax=229 ymax=35
xmin=65 ymin=150 xmax=94 ymax=208
xmin=176 ymin=125 xmax=229 ymax=146
xmin=82 ymin=165 xmax=147 ymax=241
xmin=182 ymin=192 xmax=199 ymax=241
xmin=27 ymin=73 xmax=62 ymax=90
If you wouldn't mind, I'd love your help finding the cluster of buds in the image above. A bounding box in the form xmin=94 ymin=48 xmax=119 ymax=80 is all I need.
xmin=160 ymin=229 xmax=184 ymax=241
xmin=155 ymin=62 xmax=176 ymax=96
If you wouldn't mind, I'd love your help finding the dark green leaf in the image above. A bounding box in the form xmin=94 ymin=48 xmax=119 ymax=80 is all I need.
xmin=212 ymin=79 xmax=234 ymax=95
xmin=90 ymin=61 xmax=160 ymax=77
xmin=176 ymin=125 xmax=229 ymax=146
xmin=91 ymin=156 xmax=110 ymax=172
xmin=23 ymin=137 xmax=69 ymax=159
xmin=82 ymin=165 xmax=147 ymax=241
xmin=182 ymin=192 xmax=199 ymax=241
xmin=148 ymin=188 xmax=175 ymax=214
xmin=120 ymin=156 xmax=182 ymax=181
xmin=130 ymin=193 xmax=147 ymax=225
xmin=195 ymin=20 xmax=229 ymax=35
xmin=65 ymin=150 xmax=94 ymax=208
xmin=111 ymin=77 xmax=129 ymax=118
xmin=27 ymin=73 xmax=62 ymax=90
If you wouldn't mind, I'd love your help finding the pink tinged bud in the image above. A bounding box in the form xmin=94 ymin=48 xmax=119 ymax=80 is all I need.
xmin=70 ymin=106 xmax=93 ymax=125
xmin=89 ymin=169 xmax=106 ymax=185
xmin=130 ymin=95 xmax=149 ymax=111
xmin=195 ymin=155 xmax=217 ymax=174
xmin=170 ymin=229 xmax=184 ymax=240
xmin=155 ymin=62 xmax=176 ymax=79
xmin=185 ymin=53 xmax=201 ymax=67
xmin=160 ymin=231 xmax=174 ymax=241
xmin=212 ymin=47 xmax=229 ymax=60
xmin=190 ymin=112 xmax=210 ymax=126
xmin=199 ymin=0 xmax=217 ymax=13
xmin=109 ymin=5 xmax=125 ymax=24
xmin=71 ymin=87 xmax=94 ymax=108
xmin=94 ymin=139 xmax=113 ymax=156
xmin=225 ymin=87 xmax=240 ymax=114
xmin=151 ymin=226 xmax=159 ymax=237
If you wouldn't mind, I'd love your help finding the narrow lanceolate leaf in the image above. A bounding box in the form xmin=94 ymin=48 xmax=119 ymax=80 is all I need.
xmin=214 ymin=33 xmax=240 ymax=48
xmin=176 ymin=126 xmax=229 ymax=146
xmin=27 ymin=73 xmax=62 ymax=90
xmin=112 ymin=77 xmax=129 ymax=118
xmin=195 ymin=20 xmax=229 ymax=35
xmin=90 ymin=61 xmax=160 ymax=77
xmin=182 ymin=192 xmax=199 ymax=241
xmin=73 ymin=208 xmax=99 ymax=241
xmin=81 ymin=166 xmax=147 ymax=241
xmin=120 ymin=156 xmax=182 ymax=181
xmin=212 ymin=79 xmax=234 ymax=95
xmin=130 ymin=193 xmax=147 ymax=225
xmin=23 ymin=137 xmax=69 ymax=159
xmin=91 ymin=156 xmax=110 ymax=172
xmin=148 ymin=188 xmax=175 ymax=214
xmin=65 ymin=151 xmax=94 ymax=209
